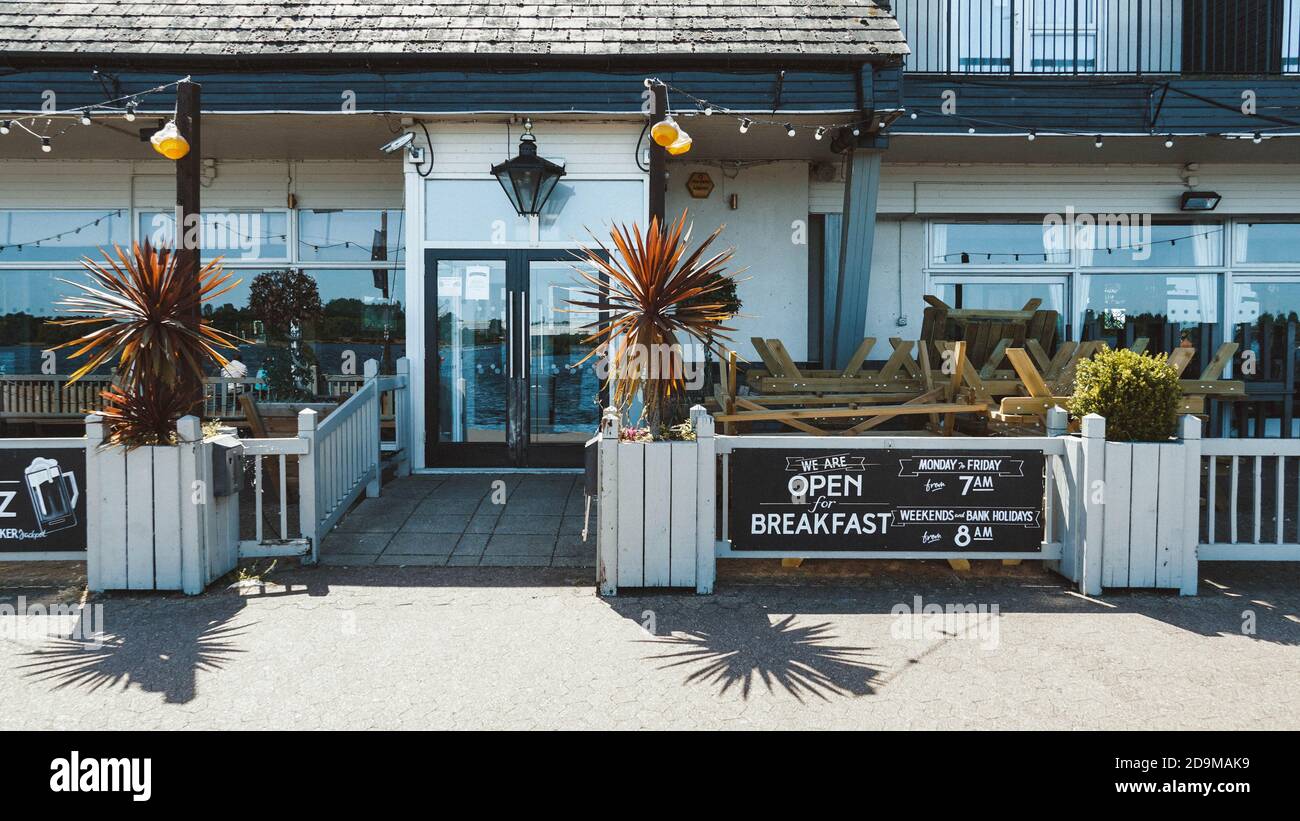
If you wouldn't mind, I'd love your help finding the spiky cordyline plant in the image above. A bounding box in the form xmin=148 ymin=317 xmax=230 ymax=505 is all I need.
xmin=569 ymin=211 xmax=741 ymax=431
xmin=51 ymin=242 xmax=242 ymax=446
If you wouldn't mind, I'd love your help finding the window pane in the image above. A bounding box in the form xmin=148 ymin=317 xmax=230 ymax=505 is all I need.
xmin=139 ymin=211 xmax=289 ymax=261
xmin=538 ymin=180 xmax=645 ymax=243
xmin=0 ymin=209 xmax=129 ymax=263
xmin=1080 ymin=223 xmax=1223 ymax=267
xmin=203 ymin=268 xmax=405 ymax=394
xmin=1235 ymin=223 xmax=1300 ymax=264
xmin=1232 ymin=281 xmax=1300 ymax=383
xmin=298 ymin=209 xmax=405 ymax=263
xmin=425 ymin=180 xmax=529 ymax=243
xmin=930 ymin=279 xmax=1067 ymax=352
xmin=930 ymin=223 xmax=1068 ymax=265
xmin=1082 ymin=273 xmax=1219 ymax=372
xmin=0 ymin=269 xmax=108 ymax=377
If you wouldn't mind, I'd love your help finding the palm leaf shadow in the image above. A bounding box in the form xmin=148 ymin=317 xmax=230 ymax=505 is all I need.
xmin=644 ymin=614 xmax=882 ymax=702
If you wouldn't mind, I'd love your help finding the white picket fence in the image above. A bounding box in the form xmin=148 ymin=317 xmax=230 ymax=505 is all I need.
xmin=1201 ymin=438 xmax=1300 ymax=562
xmin=240 ymin=357 xmax=411 ymax=563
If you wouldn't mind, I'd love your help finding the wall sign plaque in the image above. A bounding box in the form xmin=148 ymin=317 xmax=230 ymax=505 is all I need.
xmin=728 ymin=449 xmax=1045 ymax=552
xmin=0 ymin=447 xmax=86 ymax=552
xmin=685 ymin=171 xmax=714 ymax=199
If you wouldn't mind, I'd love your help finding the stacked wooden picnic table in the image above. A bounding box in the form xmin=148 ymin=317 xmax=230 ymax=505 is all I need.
xmin=713 ymin=335 xmax=1001 ymax=436
xmin=710 ymin=321 xmax=1244 ymax=437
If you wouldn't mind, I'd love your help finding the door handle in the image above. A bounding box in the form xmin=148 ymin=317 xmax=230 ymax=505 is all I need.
xmin=507 ymin=290 xmax=515 ymax=378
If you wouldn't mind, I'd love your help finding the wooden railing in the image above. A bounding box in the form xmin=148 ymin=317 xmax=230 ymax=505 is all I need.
xmin=241 ymin=358 xmax=410 ymax=562
xmin=0 ymin=375 xmax=264 ymax=420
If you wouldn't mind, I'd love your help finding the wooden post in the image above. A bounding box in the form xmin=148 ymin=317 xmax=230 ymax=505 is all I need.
xmin=830 ymin=147 xmax=883 ymax=369
xmin=647 ymin=80 xmax=667 ymax=228
xmin=174 ymin=79 xmax=204 ymax=415
xmin=395 ymin=356 xmax=412 ymax=477
xmin=1080 ymin=413 xmax=1107 ymax=595
xmin=364 ymin=358 xmax=381 ymax=498
xmin=1179 ymin=414 xmax=1202 ymax=596
xmin=297 ymin=409 xmax=319 ymax=564
xmin=690 ymin=405 xmax=716 ymax=594
xmin=84 ymin=414 xmax=105 ymax=591
xmin=597 ymin=406 xmax=620 ymax=595
xmin=176 ymin=415 xmax=205 ymax=595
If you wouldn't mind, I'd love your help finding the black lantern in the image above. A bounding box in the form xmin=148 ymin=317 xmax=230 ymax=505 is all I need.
xmin=491 ymin=120 xmax=566 ymax=217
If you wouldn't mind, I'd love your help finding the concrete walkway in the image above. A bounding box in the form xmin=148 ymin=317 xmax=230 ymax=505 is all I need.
xmin=3 ymin=561 xmax=1299 ymax=730
xmin=320 ymin=474 xmax=594 ymax=568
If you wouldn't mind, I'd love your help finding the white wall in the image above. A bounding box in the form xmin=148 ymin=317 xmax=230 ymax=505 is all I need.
xmin=815 ymin=161 xmax=1300 ymax=342
xmin=0 ymin=159 xmax=404 ymax=210
xmin=813 ymin=162 xmax=1300 ymax=216
xmin=666 ymin=161 xmax=811 ymax=361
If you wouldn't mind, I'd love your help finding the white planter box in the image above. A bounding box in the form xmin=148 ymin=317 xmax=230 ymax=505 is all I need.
xmin=1098 ymin=435 xmax=1200 ymax=594
xmin=596 ymin=406 xmax=716 ymax=595
xmin=85 ymin=415 xmax=239 ymax=595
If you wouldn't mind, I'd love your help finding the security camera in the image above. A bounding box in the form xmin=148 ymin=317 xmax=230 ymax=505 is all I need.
xmin=380 ymin=132 xmax=415 ymax=154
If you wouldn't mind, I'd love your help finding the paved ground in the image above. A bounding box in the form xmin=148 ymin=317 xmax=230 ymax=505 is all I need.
xmin=319 ymin=474 xmax=593 ymax=568
xmin=2 ymin=559 xmax=1299 ymax=730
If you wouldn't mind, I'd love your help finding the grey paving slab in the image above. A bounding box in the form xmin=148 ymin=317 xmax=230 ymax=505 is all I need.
xmin=450 ymin=533 xmax=491 ymax=558
xmin=333 ymin=474 xmax=593 ymax=568
xmin=320 ymin=531 xmax=393 ymax=555
xmin=413 ymin=496 xmax=486 ymax=515
xmin=399 ymin=513 xmax=472 ymax=534
xmin=479 ymin=555 xmax=553 ymax=567
xmin=493 ymin=515 xmax=563 ymax=536
xmin=483 ymin=534 xmax=557 ymax=557
xmin=374 ymin=554 xmax=449 ymax=566
xmin=383 ymin=532 xmax=460 ymax=556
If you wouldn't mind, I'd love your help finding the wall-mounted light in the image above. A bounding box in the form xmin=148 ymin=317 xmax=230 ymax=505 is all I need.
xmin=490 ymin=119 xmax=567 ymax=216
xmin=1179 ymin=191 xmax=1221 ymax=211
xmin=149 ymin=120 xmax=191 ymax=160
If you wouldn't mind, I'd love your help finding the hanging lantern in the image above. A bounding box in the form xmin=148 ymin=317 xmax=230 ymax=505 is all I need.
xmin=665 ymin=129 xmax=693 ymax=156
xmin=490 ymin=120 xmax=567 ymax=217
xmin=150 ymin=120 xmax=190 ymax=160
xmin=650 ymin=114 xmax=681 ymax=147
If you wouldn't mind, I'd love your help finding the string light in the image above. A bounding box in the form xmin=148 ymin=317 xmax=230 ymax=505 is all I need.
xmin=1164 ymin=137 xmax=1175 ymax=148
xmin=1027 ymin=129 xmax=1037 ymax=141
xmin=0 ymin=76 xmax=190 ymax=155
xmin=1253 ymin=132 xmax=1263 ymax=144
xmin=1094 ymin=135 xmax=1104 ymax=148
xmin=646 ymin=78 xmax=874 ymax=141
xmin=814 ymin=127 xmax=827 ymax=141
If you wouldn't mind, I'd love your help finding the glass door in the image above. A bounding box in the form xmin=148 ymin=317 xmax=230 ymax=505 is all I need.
xmin=525 ymin=258 xmax=604 ymax=467
xmin=427 ymin=254 xmax=512 ymax=466
xmin=425 ymin=250 xmax=603 ymax=467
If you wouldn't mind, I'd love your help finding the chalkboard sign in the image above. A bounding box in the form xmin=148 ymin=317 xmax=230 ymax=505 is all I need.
xmin=729 ymin=449 xmax=1045 ymax=552
xmin=0 ymin=447 xmax=87 ymax=553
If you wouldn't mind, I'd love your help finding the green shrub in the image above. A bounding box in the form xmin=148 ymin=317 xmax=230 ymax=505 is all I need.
xmin=1069 ymin=346 xmax=1181 ymax=442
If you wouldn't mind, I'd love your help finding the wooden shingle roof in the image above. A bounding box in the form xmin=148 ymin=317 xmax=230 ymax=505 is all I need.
xmin=0 ymin=1 xmax=907 ymax=59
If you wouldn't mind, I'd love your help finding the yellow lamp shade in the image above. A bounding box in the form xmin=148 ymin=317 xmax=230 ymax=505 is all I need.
xmin=150 ymin=120 xmax=191 ymax=160
xmin=666 ymin=130 xmax=693 ymax=155
xmin=650 ymin=115 xmax=680 ymax=147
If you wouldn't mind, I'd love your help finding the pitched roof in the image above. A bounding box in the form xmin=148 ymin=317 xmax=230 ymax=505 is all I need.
xmin=0 ymin=1 xmax=907 ymax=60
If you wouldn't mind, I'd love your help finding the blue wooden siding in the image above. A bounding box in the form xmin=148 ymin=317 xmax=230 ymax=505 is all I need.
xmin=897 ymin=75 xmax=1300 ymax=134
xmin=0 ymin=68 xmax=874 ymax=114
